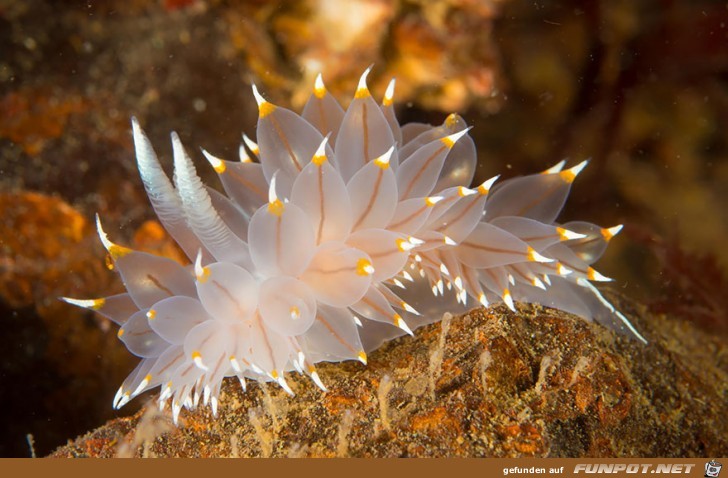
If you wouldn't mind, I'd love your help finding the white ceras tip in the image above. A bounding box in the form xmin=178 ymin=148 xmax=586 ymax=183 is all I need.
xmin=454 ymin=275 xmax=464 ymax=290
xmin=396 ymin=237 xmax=416 ymax=252
xmin=558 ymin=227 xmax=588 ymax=240
xmin=116 ymin=391 xmax=131 ymax=410
xmin=194 ymin=249 xmax=207 ymax=281
xmin=230 ymin=356 xmax=242 ymax=373
xmin=242 ymin=134 xmax=259 ymax=155
xmin=443 ymin=127 xmax=472 ymax=147
xmin=201 ymin=148 xmax=225 ymax=173
xmin=159 ymin=383 xmax=173 ymax=402
xmin=310 ymin=370 xmax=327 ymax=392
xmin=238 ymin=144 xmax=253 ymax=163
xmin=502 ymin=289 xmax=516 ymax=312
xmin=532 ymin=276 xmax=547 ymax=290
xmin=395 ymin=315 xmax=414 ymax=336
xmin=356 ymin=66 xmax=372 ymax=94
xmin=383 ymin=78 xmax=396 ymax=105
xmin=130 ymin=115 xmax=142 ymax=135
xmin=251 ymin=84 xmax=267 ymax=107
xmin=112 ymin=386 xmax=124 ymax=409
xmin=426 ymin=196 xmax=444 ymax=206
xmin=439 ymin=263 xmax=450 ymax=276
xmin=192 ymin=351 xmax=209 ymax=371
xmin=60 ymin=297 xmax=100 ymax=309
xmin=95 ymin=214 xmax=114 ymax=252
xmin=314 ymin=135 xmax=329 ymax=158
xmin=556 ymin=263 xmax=573 ymax=276
xmin=268 ymin=172 xmax=280 ymax=204
xmin=459 ymin=288 xmax=468 ymax=305
xmin=543 ymin=159 xmax=567 ymax=174
xmin=528 ymin=247 xmax=554 ymax=263
xmin=210 ymin=397 xmax=218 ymax=418
xmin=478 ymin=175 xmax=500 ymax=195
xmin=292 ymin=357 xmax=303 ymax=374
xmin=277 ymin=375 xmax=295 ymax=396
xmin=444 ymin=235 xmax=457 ymax=246
xmin=458 ymin=186 xmax=478 ymax=197
xmin=571 ymin=159 xmax=589 ymax=176
xmin=314 ymin=73 xmax=326 ymax=95
xmin=374 ymin=145 xmax=395 ymax=167
xmin=408 ymin=236 xmax=424 ymax=246
xmin=603 ymin=224 xmax=624 ymax=240
xmin=588 ymin=267 xmax=613 ymax=282
xmin=132 ymin=375 xmax=151 ymax=397
xmin=401 ymin=301 xmax=420 ymax=316
xmin=172 ymin=401 xmax=182 ymax=425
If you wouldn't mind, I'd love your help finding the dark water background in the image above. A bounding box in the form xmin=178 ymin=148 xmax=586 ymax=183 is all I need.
xmin=0 ymin=0 xmax=726 ymax=457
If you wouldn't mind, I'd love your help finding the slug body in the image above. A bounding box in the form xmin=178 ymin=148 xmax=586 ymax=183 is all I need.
xmin=63 ymin=69 xmax=645 ymax=424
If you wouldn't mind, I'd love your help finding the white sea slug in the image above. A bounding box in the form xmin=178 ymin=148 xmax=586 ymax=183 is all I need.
xmin=62 ymin=68 xmax=646 ymax=424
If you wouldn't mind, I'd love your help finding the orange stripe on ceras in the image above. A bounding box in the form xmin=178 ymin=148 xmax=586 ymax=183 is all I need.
xmin=317 ymin=165 xmax=325 ymax=244
xmin=460 ymin=241 xmax=527 ymax=257
xmin=316 ymin=99 xmax=329 ymax=139
xmin=401 ymin=145 xmax=446 ymax=198
xmin=180 ymin=363 xmax=196 ymax=378
xmin=276 ymin=215 xmax=282 ymax=270
xmin=518 ymin=232 xmax=559 ymax=242
xmin=460 ymin=265 xmax=479 ymax=294
xmin=514 ymin=182 xmax=560 ymax=217
xmin=306 ymin=261 xmax=358 ymax=275
xmin=509 ymin=264 xmax=533 ymax=284
xmin=157 ymin=352 xmax=184 ymax=376
xmin=316 ymin=315 xmax=357 ymax=354
xmin=210 ymin=352 xmax=226 ymax=380
xmin=269 ymin=115 xmax=302 ymax=171
xmin=146 ymin=274 xmax=174 ymax=296
xmin=226 ymin=167 xmax=267 ymax=201
xmin=127 ymin=327 xmax=154 ymax=337
xmin=553 ymin=258 xmax=588 ymax=276
xmin=483 ymin=267 xmax=503 ymax=287
xmin=415 ymin=251 xmax=439 ymax=270
xmin=387 ymin=202 xmax=430 ymax=230
xmin=360 ymin=295 xmax=392 ymax=321
xmin=435 ymin=195 xmax=480 ymax=232
xmin=366 ymin=246 xmax=399 ymax=260
xmin=352 ymin=168 xmax=383 ymax=230
xmin=255 ymin=311 xmax=276 ymax=373
xmin=361 ymin=101 xmax=369 ymax=168
xmin=212 ymin=279 xmax=248 ymax=318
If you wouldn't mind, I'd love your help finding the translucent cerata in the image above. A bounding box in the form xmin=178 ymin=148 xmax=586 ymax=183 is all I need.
xmin=63 ymin=68 xmax=645 ymax=424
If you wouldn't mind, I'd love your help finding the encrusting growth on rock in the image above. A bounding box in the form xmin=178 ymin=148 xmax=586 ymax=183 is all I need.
xmin=52 ymin=298 xmax=727 ymax=458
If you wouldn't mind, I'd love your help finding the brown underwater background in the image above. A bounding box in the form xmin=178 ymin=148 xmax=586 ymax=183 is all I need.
xmin=0 ymin=0 xmax=726 ymax=457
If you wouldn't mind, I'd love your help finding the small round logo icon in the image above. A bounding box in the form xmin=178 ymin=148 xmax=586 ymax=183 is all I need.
xmin=705 ymin=460 xmax=722 ymax=478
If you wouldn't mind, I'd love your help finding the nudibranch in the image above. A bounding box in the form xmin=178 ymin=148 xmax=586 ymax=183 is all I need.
xmin=63 ymin=68 xmax=646 ymax=424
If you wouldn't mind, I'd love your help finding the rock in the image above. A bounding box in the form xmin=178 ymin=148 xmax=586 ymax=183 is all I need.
xmin=50 ymin=296 xmax=728 ymax=457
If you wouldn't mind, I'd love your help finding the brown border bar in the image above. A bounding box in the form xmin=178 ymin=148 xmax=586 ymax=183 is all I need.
xmin=2 ymin=457 xmax=724 ymax=478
